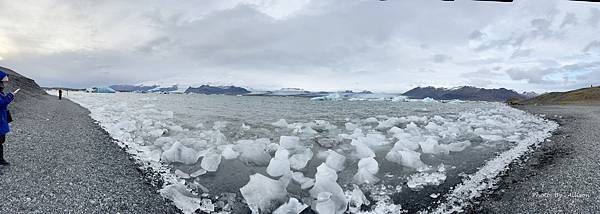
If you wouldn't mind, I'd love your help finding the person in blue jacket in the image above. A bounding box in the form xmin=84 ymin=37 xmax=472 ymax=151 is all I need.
xmin=0 ymin=71 xmax=15 ymax=165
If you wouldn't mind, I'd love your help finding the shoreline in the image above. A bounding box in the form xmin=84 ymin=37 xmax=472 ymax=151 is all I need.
xmin=0 ymin=94 xmax=180 ymax=213
xmin=474 ymin=104 xmax=600 ymax=213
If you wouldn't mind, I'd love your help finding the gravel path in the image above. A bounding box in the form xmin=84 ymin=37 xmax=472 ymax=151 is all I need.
xmin=477 ymin=105 xmax=600 ymax=213
xmin=0 ymin=94 xmax=179 ymax=213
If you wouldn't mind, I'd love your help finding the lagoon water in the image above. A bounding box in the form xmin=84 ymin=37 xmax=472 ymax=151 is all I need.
xmin=66 ymin=92 xmax=556 ymax=214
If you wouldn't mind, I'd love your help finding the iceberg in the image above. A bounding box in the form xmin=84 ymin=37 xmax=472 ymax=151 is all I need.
xmin=200 ymin=152 xmax=222 ymax=172
xmin=325 ymin=150 xmax=346 ymax=172
xmin=220 ymin=144 xmax=240 ymax=160
xmin=349 ymin=184 xmax=370 ymax=213
xmin=292 ymin=172 xmax=315 ymax=189
xmin=161 ymin=142 xmax=200 ymax=165
xmin=385 ymin=149 xmax=429 ymax=171
xmin=274 ymin=198 xmax=309 ymax=214
xmin=289 ymin=149 xmax=313 ymax=170
xmin=159 ymin=184 xmax=203 ymax=214
xmin=240 ymin=173 xmax=289 ymax=214
xmin=353 ymin=157 xmax=380 ymax=184
xmin=234 ymin=139 xmax=271 ymax=166
xmin=309 ymin=164 xmax=347 ymax=214
xmin=267 ymin=149 xmax=292 ymax=177
xmin=314 ymin=192 xmax=336 ymax=214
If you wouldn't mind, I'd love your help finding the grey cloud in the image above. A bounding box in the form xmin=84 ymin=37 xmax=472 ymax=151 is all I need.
xmin=588 ymin=8 xmax=600 ymax=27
xmin=432 ymin=54 xmax=452 ymax=63
xmin=1 ymin=0 xmax=599 ymax=92
xmin=510 ymin=49 xmax=532 ymax=59
xmin=460 ymin=68 xmax=503 ymax=78
xmin=583 ymin=40 xmax=600 ymax=53
xmin=506 ymin=67 xmax=555 ymax=84
xmin=506 ymin=61 xmax=600 ymax=86
xmin=560 ymin=12 xmax=577 ymax=28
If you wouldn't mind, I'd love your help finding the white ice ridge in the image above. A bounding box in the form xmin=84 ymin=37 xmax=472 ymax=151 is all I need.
xmin=430 ymin=118 xmax=558 ymax=213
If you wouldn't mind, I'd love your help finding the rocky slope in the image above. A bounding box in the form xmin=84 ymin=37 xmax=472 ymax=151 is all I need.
xmin=0 ymin=66 xmax=46 ymax=102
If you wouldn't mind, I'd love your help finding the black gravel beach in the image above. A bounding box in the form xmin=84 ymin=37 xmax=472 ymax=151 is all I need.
xmin=477 ymin=105 xmax=600 ymax=213
xmin=0 ymin=92 xmax=179 ymax=213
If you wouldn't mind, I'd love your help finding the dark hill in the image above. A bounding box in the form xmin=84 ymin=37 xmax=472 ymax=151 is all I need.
xmin=403 ymin=86 xmax=527 ymax=102
xmin=0 ymin=66 xmax=46 ymax=102
xmin=185 ymin=85 xmax=250 ymax=95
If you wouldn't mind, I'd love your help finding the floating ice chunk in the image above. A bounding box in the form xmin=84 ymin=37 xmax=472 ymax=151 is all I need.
xmin=175 ymin=169 xmax=190 ymax=179
xmin=438 ymin=140 xmax=472 ymax=154
xmin=292 ymin=172 xmax=315 ymax=189
xmin=385 ymin=150 xmax=429 ymax=171
xmin=289 ymin=149 xmax=313 ymax=170
xmin=419 ymin=137 xmax=440 ymax=154
xmin=241 ymin=123 xmax=251 ymax=130
xmin=297 ymin=126 xmax=318 ymax=136
xmin=274 ymin=198 xmax=308 ymax=214
xmin=159 ymin=184 xmax=202 ymax=214
xmin=199 ymin=198 xmax=214 ymax=212
xmin=161 ymin=142 xmax=200 ymax=165
xmin=240 ymin=173 xmax=288 ymax=214
xmin=169 ymin=125 xmax=185 ymax=133
xmin=279 ymin=171 xmax=293 ymax=189
xmin=325 ymin=150 xmax=346 ymax=172
xmin=235 ymin=139 xmax=271 ymax=166
xmin=345 ymin=122 xmax=359 ymax=131
xmin=349 ymin=184 xmax=370 ymax=213
xmin=190 ymin=168 xmax=207 ymax=177
xmin=312 ymin=120 xmax=337 ymax=131
xmin=201 ymin=152 xmax=222 ymax=172
xmin=480 ymin=134 xmax=504 ymax=141
xmin=316 ymin=138 xmax=340 ymax=148
xmin=272 ymin=119 xmax=289 ymax=128
xmin=115 ymin=120 xmax=137 ymax=132
xmin=279 ymin=136 xmax=301 ymax=148
xmin=351 ymin=140 xmax=375 ymax=158
xmin=201 ymin=129 xmax=228 ymax=145
xmin=376 ymin=117 xmax=401 ymax=130
xmin=149 ymin=129 xmax=166 ymax=138
xmin=309 ymin=164 xmax=347 ymax=214
xmin=315 ymin=192 xmax=336 ymax=214
xmin=422 ymin=97 xmax=437 ymax=102
xmin=353 ymin=157 xmax=380 ymax=184
xmin=220 ymin=144 xmax=240 ymax=160
xmin=406 ymin=172 xmax=447 ymax=190
xmin=212 ymin=121 xmax=228 ymax=130
xmin=267 ymin=149 xmax=291 ymax=177
xmin=363 ymin=117 xmax=378 ymax=124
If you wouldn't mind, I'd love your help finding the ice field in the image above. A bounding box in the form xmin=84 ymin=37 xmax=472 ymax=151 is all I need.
xmin=66 ymin=92 xmax=557 ymax=214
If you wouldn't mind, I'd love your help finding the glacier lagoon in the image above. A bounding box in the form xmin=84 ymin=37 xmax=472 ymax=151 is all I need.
xmin=66 ymin=92 xmax=557 ymax=214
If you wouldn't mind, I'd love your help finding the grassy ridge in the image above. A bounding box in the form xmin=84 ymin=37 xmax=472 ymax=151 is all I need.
xmin=520 ymin=86 xmax=600 ymax=105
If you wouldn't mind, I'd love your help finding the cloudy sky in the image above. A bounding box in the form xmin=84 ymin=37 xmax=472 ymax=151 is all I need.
xmin=1 ymin=0 xmax=599 ymax=92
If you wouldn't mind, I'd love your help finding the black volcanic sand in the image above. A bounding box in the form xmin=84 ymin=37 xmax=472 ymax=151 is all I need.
xmin=0 ymin=93 xmax=179 ymax=213
xmin=475 ymin=105 xmax=600 ymax=213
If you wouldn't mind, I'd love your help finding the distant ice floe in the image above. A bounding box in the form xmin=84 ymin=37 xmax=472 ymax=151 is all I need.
xmin=310 ymin=92 xmax=464 ymax=103
xmin=67 ymin=92 xmax=558 ymax=214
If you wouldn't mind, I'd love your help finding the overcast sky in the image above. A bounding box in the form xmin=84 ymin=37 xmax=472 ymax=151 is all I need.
xmin=1 ymin=0 xmax=599 ymax=92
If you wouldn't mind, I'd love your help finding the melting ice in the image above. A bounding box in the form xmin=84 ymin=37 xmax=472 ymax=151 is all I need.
xmin=67 ymin=92 xmax=557 ymax=214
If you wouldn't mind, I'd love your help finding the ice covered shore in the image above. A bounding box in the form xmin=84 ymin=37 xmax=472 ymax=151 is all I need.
xmin=67 ymin=92 xmax=557 ymax=214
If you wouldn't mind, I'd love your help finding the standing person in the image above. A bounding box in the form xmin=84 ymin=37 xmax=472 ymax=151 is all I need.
xmin=59 ymin=89 xmax=63 ymax=100
xmin=0 ymin=71 xmax=16 ymax=166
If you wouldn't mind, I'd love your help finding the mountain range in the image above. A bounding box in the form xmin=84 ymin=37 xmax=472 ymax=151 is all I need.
xmin=402 ymin=86 xmax=531 ymax=102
